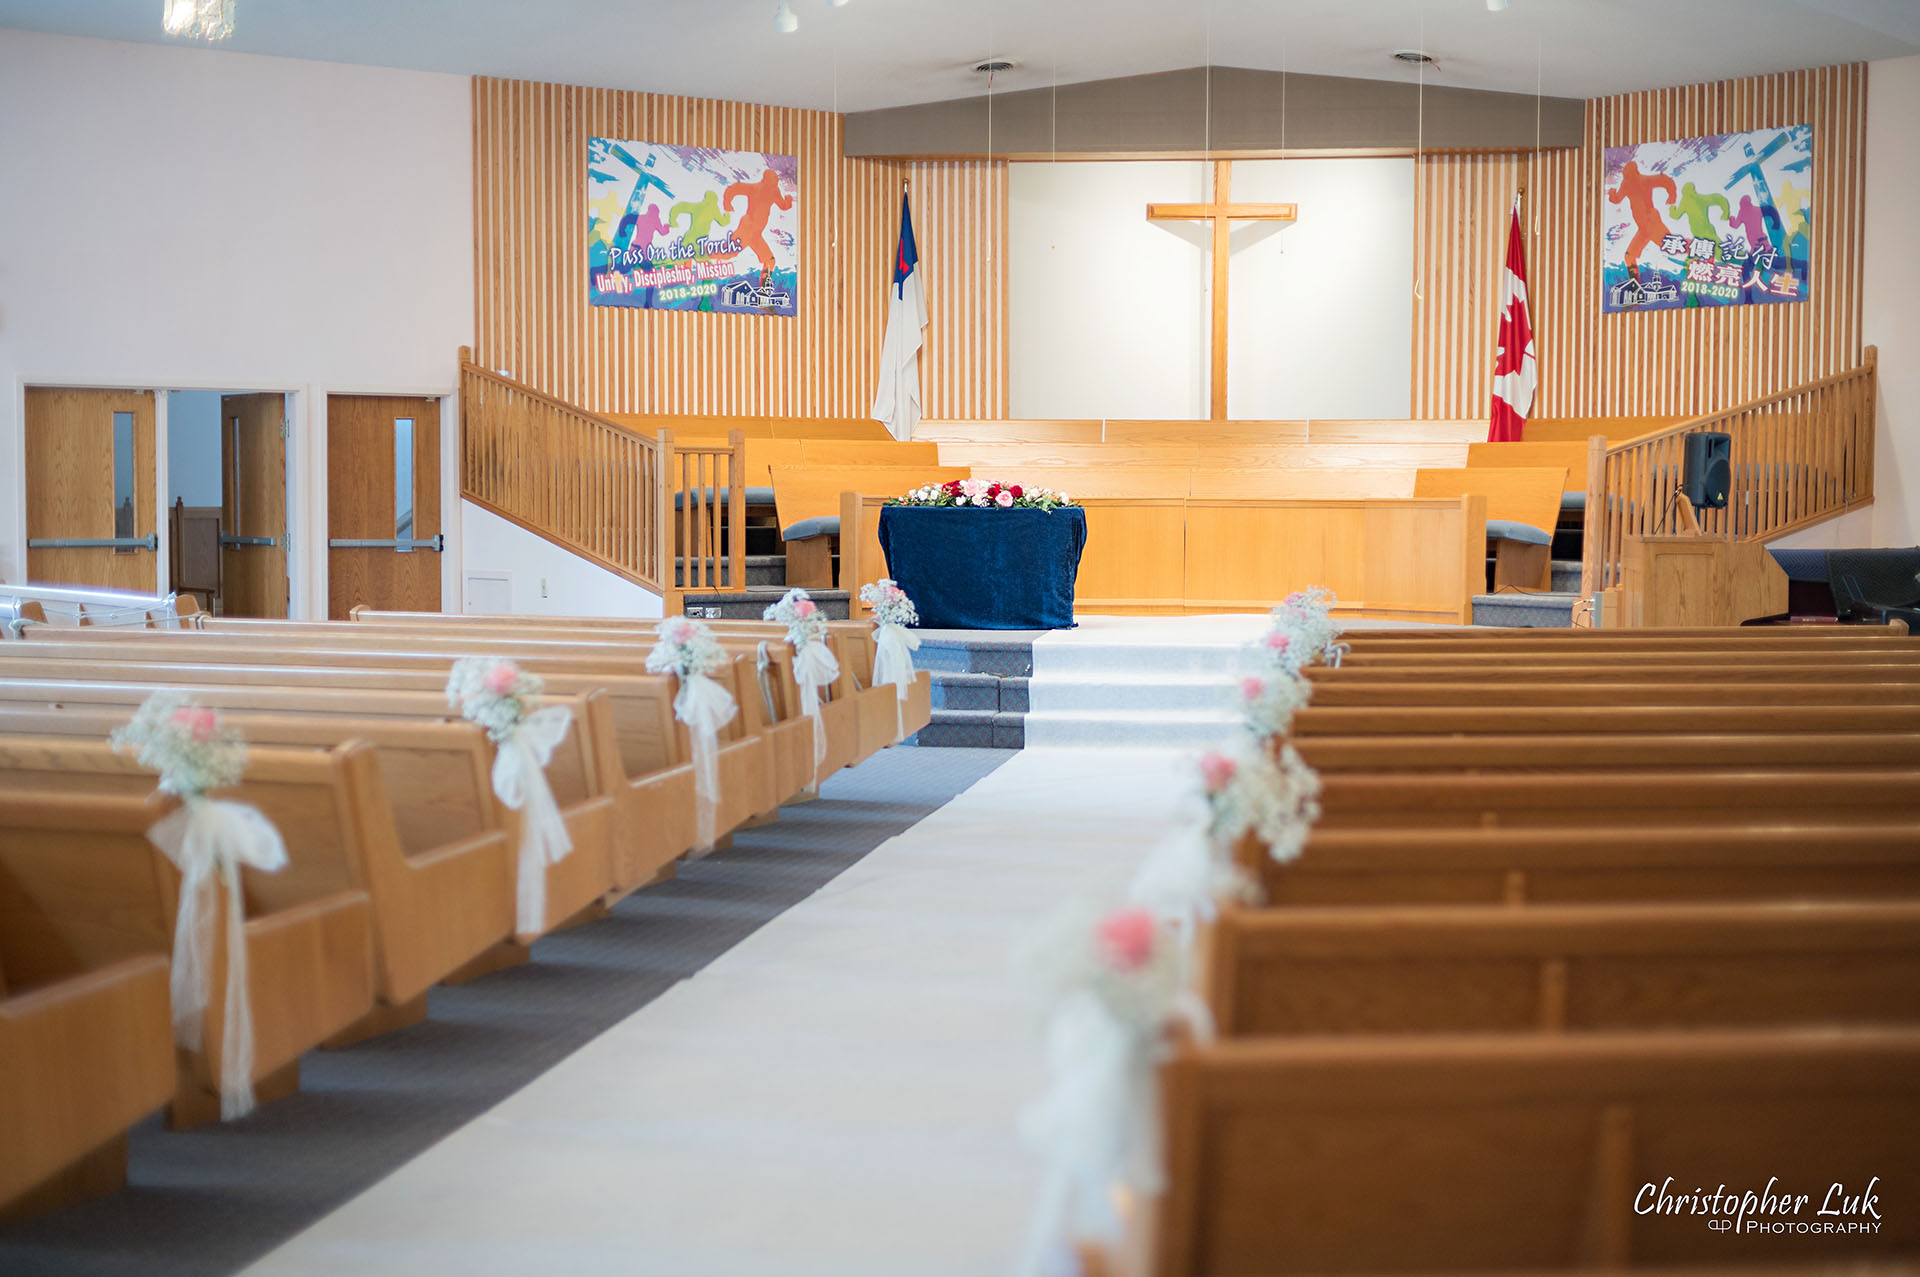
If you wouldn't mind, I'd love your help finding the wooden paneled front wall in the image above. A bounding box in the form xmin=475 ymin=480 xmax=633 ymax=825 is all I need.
xmin=1414 ymin=63 xmax=1866 ymax=420
xmin=840 ymin=491 xmax=1485 ymax=623
xmin=472 ymin=77 xmax=1007 ymax=421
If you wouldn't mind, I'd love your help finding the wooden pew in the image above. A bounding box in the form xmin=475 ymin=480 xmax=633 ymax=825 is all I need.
xmin=1294 ymin=731 xmax=1920 ymax=772
xmin=1205 ymin=899 xmax=1920 ymax=1037
xmin=0 ymin=665 xmax=629 ymax=931
xmin=97 ymin=618 xmax=859 ymax=786
xmin=1305 ymin=681 xmax=1920 ymax=708
xmin=1413 ymin=465 xmax=1569 ymax=591
xmin=1339 ymin=621 xmax=1911 ymax=644
xmin=768 ymin=464 xmax=972 ymax=589
xmin=1134 ymin=1027 xmax=1919 ymax=1275
xmin=1467 ymin=439 xmax=1592 ymax=517
xmin=1306 ymin=660 xmax=1920 ymax=686
xmin=0 ymin=758 xmax=378 ymax=1128
xmin=1291 ymin=703 xmax=1920 ymax=738
xmin=1313 ymin=769 xmax=1920 ymax=830
xmin=1 ymin=879 xmax=172 ymax=1220
xmin=0 ymin=710 xmax=516 ymax=1030
xmin=1241 ymin=821 xmax=1920 ymax=907
xmin=326 ymin=611 xmax=933 ymax=762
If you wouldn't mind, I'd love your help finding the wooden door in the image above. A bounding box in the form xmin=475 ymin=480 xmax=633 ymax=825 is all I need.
xmin=24 ymin=388 xmax=158 ymax=592
xmin=220 ymin=394 xmax=289 ymax=618
xmin=327 ymin=395 xmax=442 ymax=619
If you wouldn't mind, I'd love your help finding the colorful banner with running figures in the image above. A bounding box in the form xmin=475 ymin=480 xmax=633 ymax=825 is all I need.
xmin=1601 ymin=124 xmax=1812 ymax=314
xmin=588 ymin=138 xmax=798 ymax=316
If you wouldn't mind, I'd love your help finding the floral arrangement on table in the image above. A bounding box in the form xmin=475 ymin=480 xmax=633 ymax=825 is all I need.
xmin=892 ymin=477 xmax=1076 ymax=510
xmin=113 ymin=692 xmax=287 ymax=1121
xmin=646 ymin=615 xmax=738 ymax=851
xmin=763 ymin=588 xmax=840 ymax=773
xmin=446 ymin=657 xmax=577 ymax=935
xmin=1262 ymin=586 xmax=1348 ymax=673
xmin=1013 ymin=903 xmax=1210 ymax=1277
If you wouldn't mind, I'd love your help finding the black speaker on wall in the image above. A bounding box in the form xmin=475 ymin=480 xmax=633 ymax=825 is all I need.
xmin=1681 ymin=431 xmax=1732 ymax=509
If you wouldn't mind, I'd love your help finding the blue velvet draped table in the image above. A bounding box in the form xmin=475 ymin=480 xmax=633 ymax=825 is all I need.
xmin=877 ymin=505 xmax=1087 ymax=630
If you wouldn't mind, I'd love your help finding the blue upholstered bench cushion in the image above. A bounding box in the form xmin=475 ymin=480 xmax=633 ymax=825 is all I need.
xmin=782 ymin=516 xmax=840 ymax=542
xmin=1485 ymin=518 xmax=1553 ymax=547
xmin=673 ymin=486 xmax=777 ymax=509
xmin=1559 ymin=490 xmax=1586 ymax=512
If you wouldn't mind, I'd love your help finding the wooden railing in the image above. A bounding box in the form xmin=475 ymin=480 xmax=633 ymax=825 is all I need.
xmin=1581 ymin=348 xmax=1878 ymax=595
xmin=458 ymin=350 xmax=744 ymax=608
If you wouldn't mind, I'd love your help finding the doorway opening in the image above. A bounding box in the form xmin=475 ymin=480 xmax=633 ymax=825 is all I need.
xmin=168 ymin=390 xmax=293 ymax=618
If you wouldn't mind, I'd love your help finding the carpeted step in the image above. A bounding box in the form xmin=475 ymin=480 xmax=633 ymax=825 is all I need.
xmin=674 ymin=555 xmax=787 ymax=589
xmin=1550 ymin=559 xmax=1583 ymax=593
xmin=682 ymin=588 xmax=850 ymax=621
xmin=1472 ymin=591 xmax=1580 ymax=628
xmin=910 ymin=709 xmax=1026 ymax=749
xmin=911 ymin=631 xmax=1037 ymax=677
xmin=1021 ymin=708 xmax=1240 ymax=749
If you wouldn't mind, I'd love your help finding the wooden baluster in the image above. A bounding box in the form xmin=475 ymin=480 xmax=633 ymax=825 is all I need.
xmin=728 ymin=429 xmax=746 ymax=595
xmin=1580 ymin=436 xmax=1606 ymax=596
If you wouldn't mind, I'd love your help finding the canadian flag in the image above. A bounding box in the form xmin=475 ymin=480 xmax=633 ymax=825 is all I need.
xmin=1488 ymin=196 xmax=1536 ymax=442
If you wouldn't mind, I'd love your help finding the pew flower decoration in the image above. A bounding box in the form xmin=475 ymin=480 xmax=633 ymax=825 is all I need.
xmin=1264 ymin=586 xmax=1348 ymax=672
xmin=1014 ymin=904 xmax=1210 ymax=1277
xmin=646 ymin=616 xmax=738 ymax=851
xmin=764 ymin=588 xmax=840 ymax=774
xmin=112 ymin=692 xmax=287 ymax=1120
xmin=446 ymin=658 xmax=576 ymax=935
xmin=1199 ymin=737 xmax=1323 ymax=864
xmin=893 ymin=478 xmax=1076 ymax=510
xmin=1236 ymin=669 xmax=1313 ymax=745
xmin=861 ymin=578 xmax=923 ymax=735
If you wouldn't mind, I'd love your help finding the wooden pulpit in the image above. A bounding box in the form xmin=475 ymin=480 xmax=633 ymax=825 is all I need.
xmin=1614 ymin=534 xmax=1790 ymax=628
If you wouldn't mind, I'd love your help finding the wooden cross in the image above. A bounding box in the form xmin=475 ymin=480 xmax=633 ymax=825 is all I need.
xmin=1147 ymin=159 xmax=1297 ymax=420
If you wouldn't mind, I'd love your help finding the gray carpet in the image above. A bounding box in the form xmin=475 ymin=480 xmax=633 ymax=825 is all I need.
xmin=0 ymin=747 xmax=1017 ymax=1277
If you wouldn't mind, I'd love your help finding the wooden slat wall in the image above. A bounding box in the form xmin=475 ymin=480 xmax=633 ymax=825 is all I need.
xmin=476 ymin=78 xmax=859 ymax=415
xmin=906 ymin=160 xmax=1011 ymax=420
xmin=1412 ymin=63 xmax=1866 ymax=420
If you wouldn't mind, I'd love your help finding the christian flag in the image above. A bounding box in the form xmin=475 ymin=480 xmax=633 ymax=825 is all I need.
xmin=1488 ymin=196 xmax=1536 ymax=442
xmin=872 ymin=191 xmax=928 ymax=442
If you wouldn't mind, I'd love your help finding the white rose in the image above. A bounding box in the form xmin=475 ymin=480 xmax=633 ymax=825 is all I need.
xmin=973 ymin=494 xmax=989 ymax=507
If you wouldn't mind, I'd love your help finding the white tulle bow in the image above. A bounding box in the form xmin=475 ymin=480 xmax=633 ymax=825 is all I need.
xmin=872 ymin=622 xmax=921 ymax=738
xmin=146 ymin=797 xmax=289 ymax=1121
xmin=490 ymin=705 xmax=577 ymax=934
xmin=1013 ymin=990 xmax=1212 ymax=1277
xmin=676 ymin=671 xmax=738 ymax=851
xmin=792 ymin=638 xmax=841 ymax=773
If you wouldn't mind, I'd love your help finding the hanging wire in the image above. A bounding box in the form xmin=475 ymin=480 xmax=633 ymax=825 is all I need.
xmin=1412 ymin=3 xmax=1425 ymax=301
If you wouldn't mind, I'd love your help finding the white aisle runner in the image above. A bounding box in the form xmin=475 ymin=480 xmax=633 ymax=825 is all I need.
xmin=247 ymin=747 xmax=1191 ymax=1277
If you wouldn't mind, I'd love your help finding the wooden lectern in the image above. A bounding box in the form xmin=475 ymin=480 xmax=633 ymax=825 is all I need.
xmin=1613 ymin=534 xmax=1790 ymax=627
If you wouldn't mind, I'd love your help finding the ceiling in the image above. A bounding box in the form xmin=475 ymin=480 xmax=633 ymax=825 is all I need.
xmin=1 ymin=0 xmax=1916 ymax=113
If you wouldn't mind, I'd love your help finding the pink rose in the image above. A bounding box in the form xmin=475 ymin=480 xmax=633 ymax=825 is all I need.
xmin=483 ymin=662 xmax=519 ymax=696
xmin=663 ymin=617 xmax=694 ymax=644
xmin=1199 ymin=750 xmax=1238 ymax=794
xmin=1265 ymin=631 xmax=1290 ymax=652
xmin=794 ymin=598 xmax=817 ymax=618
xmin=1283 ymin=591 xmax=1305 ymax=605
xmin=1241 ymin=676 xmax=1266 ymax=702
xmin=995 ymin=490 xmax=1014 ymax=508
xmin=1096 ymin=908 xmax=1158 ymax=973
xmin=169 ymin=706 xmax=217 ymax=742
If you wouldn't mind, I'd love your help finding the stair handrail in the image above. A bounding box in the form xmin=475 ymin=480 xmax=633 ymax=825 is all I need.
xmin=1580 ymin=347 xmax=1878 ymax=595
xmin=459 ymin=351 xmax=748 ymax=612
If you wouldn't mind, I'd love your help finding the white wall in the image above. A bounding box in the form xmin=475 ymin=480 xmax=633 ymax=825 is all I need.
xmin=461 ymin=502 xmax=663 ymax=618
xmin=1009 ymin=158 xmax=1415 ymax=421
xmin=0 ymin=29 xmax=473 ymax=612
xmin=167 ymin=391 xmax=223 ymax=507
xmin=1227 ymin=158 xmax=1415 ymax=421
xmin=1011 ymin=161 xmax=1208 ymax=419
xmin=1864 ymin=54 xmax=1920 ymax=548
